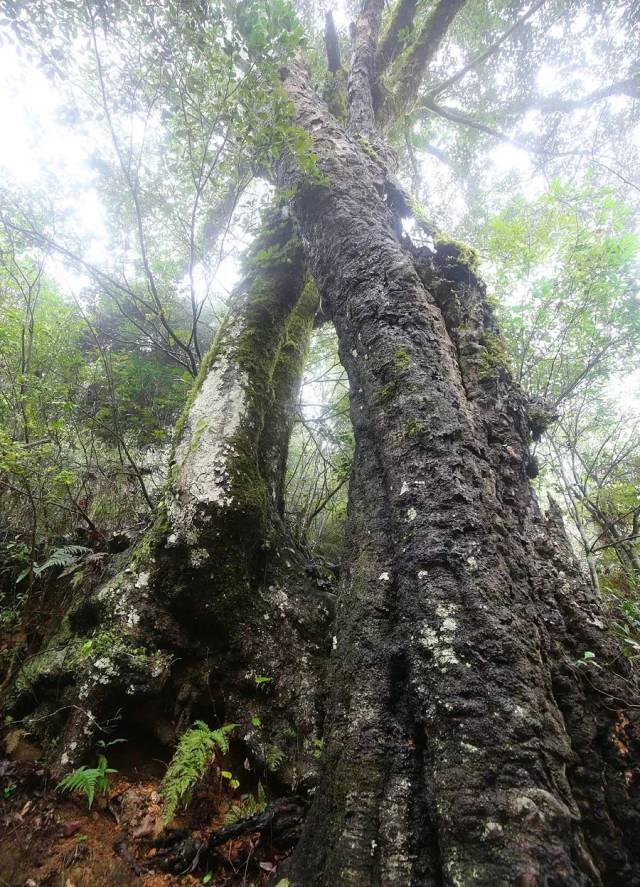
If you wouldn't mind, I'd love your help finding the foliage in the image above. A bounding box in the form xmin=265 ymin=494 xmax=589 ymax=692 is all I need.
xmin=483 ymin=180 xmax=640 ymax=407
xmin=285 ymin=325 xmax=352 ymax=557
xmin=18 ymin=544 xmax=91 ymax=583
xmin=265 ymin=744 xmax=285 ymax=772
xmin=224 ymin=781 xmax=267 ymax=825
xmin=57 ymin=743 xmax=120 ymax=809
xmin=161 ymin=721 xmax=236 ymax=823
xmin=476 ymin=183 xmax=640 ymax=606
xmin=608 ymin=592 xmax=640 ymax=661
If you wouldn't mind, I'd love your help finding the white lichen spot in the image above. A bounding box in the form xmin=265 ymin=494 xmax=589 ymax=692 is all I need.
xmin=407 ymin=507 xmax=417 ymax=522
xmin=126 ymin=609 xmax=140 ymax=628
xmin=135 ymin=571 xmax=150 ymax=589
xmin=461 ymin=741 xmax=479 ymax=754
xmin=441 ymin=617 xmax=457 ymax=632
xmin=190 ymin=548 xmax=210 ymax=567
xmin=60 ymin=752 xmax=69 ymax=766
xmin=418 ymin=570 xmax=428 ymax=578
xmin=483 ymin=821 xmax=503 ymax=838
xmin=419 ymin=603 xmax=461 ymax=668
xmin=466 ymin=556 xmax=478 ymax=572
xmin=400 ymin=481 xmax=410 ymax=496
xmin=378 ymin=571 xmax=390 ymax=581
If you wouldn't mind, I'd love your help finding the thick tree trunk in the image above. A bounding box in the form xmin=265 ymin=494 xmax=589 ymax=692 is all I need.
xmin=7 ymin=206 xmax=332 ymax=782
xmin=6 ymin=52 xmax=639 ymax=887
xmin=278 ymin=61 xmax=640 ymax=886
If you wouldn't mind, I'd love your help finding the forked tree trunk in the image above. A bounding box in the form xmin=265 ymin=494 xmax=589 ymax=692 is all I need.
xmin=8 ymin=207 xmax=332 ymax=782
xmin=277 ymin=60 xmax=640 ymax=887
xmin=6 ymin=47 xmax=639 ymax=887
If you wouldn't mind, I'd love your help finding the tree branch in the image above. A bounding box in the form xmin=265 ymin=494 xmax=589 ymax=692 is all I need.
xmin=375 ymin=0 xmax=417 ymax=75
xmin=324 ymin=11 xmax=341 ymax=74
xmin=347 ymin=0 xmax=385 ymax=133
xmin=426 ymin=0 xmax=548 ymax=101
xmin=422 ymin=97 xmax=526 ymax=148
xmin=507 ymin=75 xmax=640 ymax=114
xmin=382 ymin=0 xmax=467 ymax=122
xmin=86 ymin=3 xmax=197 ymax=375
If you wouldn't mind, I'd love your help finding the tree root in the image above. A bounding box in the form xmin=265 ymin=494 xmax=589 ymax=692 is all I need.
xmin=147 ymin=798 xmax=306 ymax=875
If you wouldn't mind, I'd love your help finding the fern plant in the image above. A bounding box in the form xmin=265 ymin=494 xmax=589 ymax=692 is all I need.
xmin=58 ymin=753 xmax=117 ymax=809
xmin=224 ymin=781 xmax=267 ymax=825
xmin=161 ymin=721 xmax=236 ymax=822
xmin=18 ymin=545 xmax=92 ymax=583
xmin=265 ymin=744 xmax=284 ymax=772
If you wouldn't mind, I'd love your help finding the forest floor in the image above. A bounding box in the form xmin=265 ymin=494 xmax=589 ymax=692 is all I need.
xmin=0 ymin=572 xmax=295 ymax=886
xmin=0 ymin=736 xmax=284 ymax=887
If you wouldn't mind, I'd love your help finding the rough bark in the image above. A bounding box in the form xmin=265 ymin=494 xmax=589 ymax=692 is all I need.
xmin=5 ymin=11 xmax=639 ymax=886
xmin=277 ymin=60 xmax=640 ymax=886
xmin=6 ymin=206 xmax=332 ymax=784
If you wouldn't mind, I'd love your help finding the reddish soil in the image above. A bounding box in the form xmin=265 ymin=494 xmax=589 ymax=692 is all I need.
xmin=0 ymin=750 xmax=285 ymax=887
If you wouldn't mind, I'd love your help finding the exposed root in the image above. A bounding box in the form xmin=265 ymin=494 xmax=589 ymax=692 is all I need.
xmin=148 ymin=798 xmax=306 ymax=875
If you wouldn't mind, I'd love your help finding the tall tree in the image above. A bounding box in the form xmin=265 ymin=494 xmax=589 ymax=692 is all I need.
xmin=3 ymin=1 xmax=640 ymax=885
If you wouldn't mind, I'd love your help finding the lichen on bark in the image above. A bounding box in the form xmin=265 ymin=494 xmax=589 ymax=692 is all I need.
xmin=275 ymin=57 xmax=640 ymax=887
xmin=6 ymin=203 xmax=332 ymax=783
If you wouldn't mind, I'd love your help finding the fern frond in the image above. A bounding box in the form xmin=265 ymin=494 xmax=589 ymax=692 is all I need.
xmin=34 ymin=545 xmax=91 ymax=576
xmin=57 ymin=751 xmax=116 ymax=809
xmin=223 ymin=787 xmax=267 ymax=825
xmin=210 ymin=722 xmax=236 ymax=756
xmin=161 ymin=721 xmax=236 ymax=823
xmin=265 ymin=744 xmax=284 ymax=772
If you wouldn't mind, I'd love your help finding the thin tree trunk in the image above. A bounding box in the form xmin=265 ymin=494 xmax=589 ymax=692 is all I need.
xmin=278 ymin=60 xmax=640 ymax=887
xmin=8 ymin=206 xmax=331 ymax=780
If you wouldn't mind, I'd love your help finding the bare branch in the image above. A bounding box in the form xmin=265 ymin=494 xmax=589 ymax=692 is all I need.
xmin=507 ymin=75 xmax=640 ymax=115
xmin=422 ymin=97 xmax=525 ymax=148
xmin=86 ymin=3 xmax=197 ymax=375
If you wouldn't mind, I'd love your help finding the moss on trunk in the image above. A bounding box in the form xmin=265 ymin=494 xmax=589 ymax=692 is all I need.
xmin=6 ymin=205 xmax=332 ymax=784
